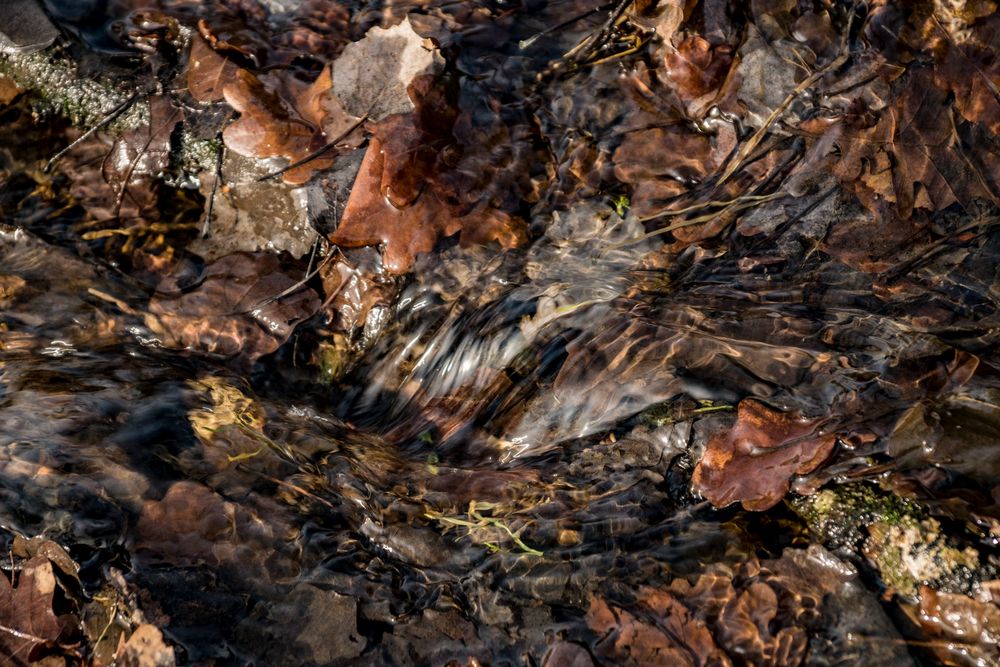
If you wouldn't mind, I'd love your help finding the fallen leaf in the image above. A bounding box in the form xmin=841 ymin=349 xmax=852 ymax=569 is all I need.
xmin=914 ymin=586 xmax=1000 ymax=665
xmin=0 ymin=555 xmax=62 ymax=664
xmin=222 ymin=66 xmax=360 ymax=185
xmin=102 ymin=95 xmax=182 ymax=217
xmin=190 ymin=151 xmax=319 ymax=261
xmin=612 ymin=125 xmax=722 ymax=218
xmin=332 ymin=16 xmax=441 ymax=122
xmin=329 ymin=118 xmax=527 ymax=274
xmin=147 ymin=252 xmax=321 ymax=361
xmin=662 ymin=35 xmax=737 ymax=117
xmin=115 ymin=624 xmax=175 ymax=667
xmin=0 ymin=73 xmax=23 ymax=106
xmin=587 ymin=548 xmax=851 ymax=667
xmin=186 ymin=32 xmax=240 ymax=103
xmin=932 ymin=15 xmax=1000 ymax=135
xmin=692 ymin=398 xmax=836 ymax=510
xmin=829 ymin=68 xmax=1000 ymax=218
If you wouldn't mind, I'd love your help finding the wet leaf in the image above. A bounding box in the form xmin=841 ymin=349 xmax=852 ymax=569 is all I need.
xmin=329 ymin=117 xmax=527 ymax=274
xmin=662 ymin=35 xmax=737 ymax=118
xmin=0 ymin=73 xmax=23 ymax=106
xmin=114 ymin=624 xmax=175 ymax=667
xmin=0 ymin=555 xmax=62 ymax=664
xmin=829 ymin=68 xmax=1000 ymax=218
xmin=186 ymin=33 xmax=240 ymax=103
xmin=915 ymin=587 xmax=1000 ymax=665
xmin=102 ymin=95 xmax=182 ymax=217
xmin=222 ymin=66 xmax=360 ymax=185
xmin=332 ymin=16 xmax=441 ymax=122
xmin=147 ymin=252 xmax=321 ymax=361
xmin=588 ymin=548 xmax=852 ymax=667
xmin=932 ymin=15 xmax=1000 ymax=135
xmin=692 ymin=398 xmax=836 ymax=511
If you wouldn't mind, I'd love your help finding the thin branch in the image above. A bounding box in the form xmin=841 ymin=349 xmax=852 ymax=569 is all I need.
xmin=257 ymin=115 xmax=368 ymax=183
xmin=44 ymin=92 xmax=143 ymax=173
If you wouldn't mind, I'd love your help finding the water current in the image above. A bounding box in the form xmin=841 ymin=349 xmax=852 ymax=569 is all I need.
xmin=2 ymin=0 xmax=1000 ymax=665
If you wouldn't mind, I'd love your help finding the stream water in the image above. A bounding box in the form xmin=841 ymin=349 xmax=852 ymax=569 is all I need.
xmin=3 ymin=0 xmax=1000 ymax=665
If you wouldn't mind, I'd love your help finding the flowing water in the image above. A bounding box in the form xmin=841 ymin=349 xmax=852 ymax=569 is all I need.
xmin=2 ymin=0 xmax=1000 ymax=665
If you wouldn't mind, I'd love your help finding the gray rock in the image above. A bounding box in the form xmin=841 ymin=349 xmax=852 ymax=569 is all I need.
xmin=1 ymin=0 xmax=59 ymax=55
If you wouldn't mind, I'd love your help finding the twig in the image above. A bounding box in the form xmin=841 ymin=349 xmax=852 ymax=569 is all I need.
xmin=519 ymin=4 xmax=607 ymax=49
xmin=561 ymin=0 xmax=636 ymax=63
xmin=44 ymin=92 xmax=143 ymax=173
xmin=257 ymin=115 xmax=368 ymax=182
xmin=715 ymin=4 xmax=858 ymax=186
xmin=201 ymin=142 xmax=225 ymax=238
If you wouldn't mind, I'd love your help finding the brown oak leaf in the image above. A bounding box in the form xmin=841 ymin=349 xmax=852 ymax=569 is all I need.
xmin=187 ymin=32 xmax=240 ymax=103
xmin=329 ymin=115 xmax=527 ymax=274
xmin=662 ymin=35 xmax=737 ymax=118
xmin=222 ymin=66 xmax=360 ymax=185
xmin=932 ymin=15 xmax=1000 ymax=135
xmin=102 ymin=95 xmax=182 ymax=217
xmin=830 ymin=68 xmax=999 ymax=218
xmin=692 ymin=398 xmax=836 ymax=511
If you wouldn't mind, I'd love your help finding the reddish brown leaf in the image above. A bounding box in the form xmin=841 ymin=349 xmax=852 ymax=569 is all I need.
xmin=187 ymin=33 xmax=240 ymax=103
xmin=587 ymin=548 xmax=851 ymax=667
xmin=829 ymin=68 xmax=999 ymax=219
xmin=0 ymin=74 xmax=23 ymax=107
xmin=915 ymin=587 xmax=1000 ymax=665
xmin=147 ymin=252 xmax=321 ymax=361
xmin=662 ymin=35 xmax=737 ymax=117
xmin=0 ymin=556 xmax=62 ymax=664
xmin=692 ymin=398 xmax=836 ymax=511
xmin=114 ymin=624 xmax=175 ymax=667
xmin=612 ymin=123 xmax=731 ymax=220
xmin=329 ymin=117 xmax=527 ymax=274
xmin=932 ymin=16 xmax=1000 ymax=135
xmin=222 ymin=66 xmax=360 ymax=185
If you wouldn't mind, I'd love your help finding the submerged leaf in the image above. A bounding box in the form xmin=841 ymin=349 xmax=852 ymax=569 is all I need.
xmin=147 ymin=252 xmax=321 ymax=361
xmin=692 ymin=398 xmax=836 ymax=511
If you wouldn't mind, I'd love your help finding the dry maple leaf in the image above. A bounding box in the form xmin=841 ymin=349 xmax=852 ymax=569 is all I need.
xmin=329 ymin=114 xmax=527 ymax=274
xmin=0 ymin=556 xmax=62 ymax=664
xmin=692 ymin=398 xmax=836 ymax=511
xmin=222 ymin=66 xmax=360 ymax=185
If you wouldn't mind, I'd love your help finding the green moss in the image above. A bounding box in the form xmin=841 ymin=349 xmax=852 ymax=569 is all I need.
xmin=0 ymin=50 xmax=145 ymax=130
xmin=170 ymin=132 xmax=222 ymax=185
xmin=791 ymin=482 xmax=921 ymax=550
xmin=792 ymin=483 xmax=990 ymax=598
